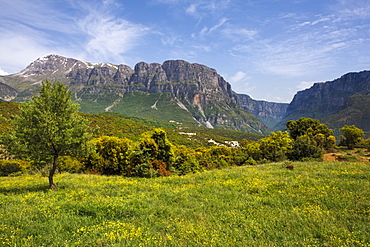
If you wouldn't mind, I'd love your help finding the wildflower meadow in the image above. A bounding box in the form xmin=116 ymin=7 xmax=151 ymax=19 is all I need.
xmin=0 ymin=161 xmax=369 ymax=246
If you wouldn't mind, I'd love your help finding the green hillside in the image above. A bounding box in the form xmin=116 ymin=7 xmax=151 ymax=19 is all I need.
xmin=0 ymin=101 xmax=263 ymax=148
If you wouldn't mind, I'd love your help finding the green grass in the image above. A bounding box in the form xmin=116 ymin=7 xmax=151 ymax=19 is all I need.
xmin=0 ymin=162 xmax=369 ymax=246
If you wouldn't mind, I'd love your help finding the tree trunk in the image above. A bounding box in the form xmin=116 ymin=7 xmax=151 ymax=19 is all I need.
xmin=49 ymin=155 xmax=58 ymax=190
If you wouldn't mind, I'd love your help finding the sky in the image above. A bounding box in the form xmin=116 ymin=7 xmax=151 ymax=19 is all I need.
xmin=0 ymin=0 xmax=370 ymax=103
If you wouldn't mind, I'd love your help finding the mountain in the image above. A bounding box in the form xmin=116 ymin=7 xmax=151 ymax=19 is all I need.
xmin=0 ymin=82 xmax=17 ymax=101
xmin=322 ymin=94 xmax=370 ymax=136
xmin=275 ymin=70 xmax=370 ymax=133
xmin=0 ymin=54 xmax=271 ymax=135
xmin=234 ymin=93 xmax=288 ymax=128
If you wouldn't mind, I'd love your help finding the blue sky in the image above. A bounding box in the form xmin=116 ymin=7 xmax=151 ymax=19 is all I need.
xmin=0 ymin=0 xmax=370 ymax=102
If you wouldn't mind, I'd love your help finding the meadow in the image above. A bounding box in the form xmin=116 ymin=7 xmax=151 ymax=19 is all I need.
xmin=0 ymin=161 xmax=369 ymax=246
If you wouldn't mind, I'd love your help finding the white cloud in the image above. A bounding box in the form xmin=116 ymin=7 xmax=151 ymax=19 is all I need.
xmin=228 ymin=71 xmax=249 ymax=83
xmin=79 ymin=12 xmax=149 ymax=62
xmin=336 ymin=0 xmax=370 ymax=19
xmin=0 ymin=68 xmax=9 ymax=76
xmin=222 ymin=28 xmax=257 ymax=41
xmin=209 ymin=18 xmax=228 ymax=33
xmin=0 ymin=27 xmax=55 ymax=73
xmin=297 ymin=81 xmax=314 ymax=90
xmin=225 ymin=71 xmax=256 ymax=93
xmin=186 ymin=4 xmax=198 ymax=15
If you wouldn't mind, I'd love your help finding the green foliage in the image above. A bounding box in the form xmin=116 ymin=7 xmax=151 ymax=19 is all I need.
xmin=365 ymin=137 xmax=370 ymax=151
xmin=131 ymin=129 xmax=174 ymax=177
xmin=150 ymin=129 xmax=174 ymax=168
xmin=1 ymin=80 xmax=92 ymax=188
xmin=0 ymin=159 xmax=29 ymax=176
xmin=243 ymin=142 xmax=262 ymax=162
xmin=286 ymin=118 xmax=335 ymax=160
xmin=58 ymin=156 xmax=85 ymax=174
xmin=173 ymin=146 xmax=203 ymax=175
xmin=287 ymin=117 xmax=335 ymax=149
xmin=0 ymin=101 xmax=19 ymax=135
xmin=84 ymin=136 xmax=133 ymax=175
xmin=287 ymin=135 xmax=323 ymax=161
xmin=340 ymin=124 xmax=365 ymax=149
xmin=259 ymin=131 xmax=292 ymax=162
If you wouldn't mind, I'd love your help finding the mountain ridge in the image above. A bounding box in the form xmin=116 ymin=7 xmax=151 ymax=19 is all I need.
xmin=0 ymin=54 xmax=277 ymax=134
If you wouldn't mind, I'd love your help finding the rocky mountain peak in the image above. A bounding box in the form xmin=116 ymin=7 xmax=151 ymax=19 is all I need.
xmin=19 ymin=54 xmax=79 ymax=75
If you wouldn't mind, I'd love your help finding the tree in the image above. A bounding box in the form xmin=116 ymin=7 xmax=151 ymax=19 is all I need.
xmin=286 ymin=118 xmax=335 ymax=160
xmin=286 ymin=117 xmax=335 ymax=149
xmin=259 ymin=131 xmax=292 ymax=162
xmin=3 ymin=80 xmax=91 ymax=189
xmin=340 ymin=125 xmax=365 ymax=149
xmin=287 ymin=135 xmax=323 ymax=161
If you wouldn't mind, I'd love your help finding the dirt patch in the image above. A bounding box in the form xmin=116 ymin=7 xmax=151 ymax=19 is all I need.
xmin=323 ymin=153 xmax=339 ymax=161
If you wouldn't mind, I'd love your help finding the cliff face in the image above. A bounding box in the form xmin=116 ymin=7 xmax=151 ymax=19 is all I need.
xmin=234 ymin=93 xmax=288 ymax=128
xmin=271 ymin=70 xmax=370 ymax=131
xmin=0 ymin=54 xmax=270 ymax=134
xmin=286 ymin=71 xmax=370 ymax=120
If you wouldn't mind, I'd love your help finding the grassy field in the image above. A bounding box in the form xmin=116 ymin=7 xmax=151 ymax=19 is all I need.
xmin=0 ymin=162 xmax=369 ymax=246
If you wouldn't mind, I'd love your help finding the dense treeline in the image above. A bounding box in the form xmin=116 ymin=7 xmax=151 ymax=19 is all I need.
xmin=3 ymin=120 xmax=370 ymax=178
xmin=1 ymin=81 xmax=370 ymax=184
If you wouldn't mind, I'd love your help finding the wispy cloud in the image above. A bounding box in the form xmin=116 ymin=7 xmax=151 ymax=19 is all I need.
xmin=224 ymin=71 xmax=256 ymax=93
xmin=297 ymin=81 xmax=315 ymax=91
xmin=0 ymin=0 xmax=150 ymax=72
xmin=222 ymin=28 xmax=257 ymax=42
xmin=79 ymin=11 xmax=149 ymax=63
xmin=199 ymin=18 xmax=228 ymax=36
xmin=336 ymin=0 xmax=370 ymax=19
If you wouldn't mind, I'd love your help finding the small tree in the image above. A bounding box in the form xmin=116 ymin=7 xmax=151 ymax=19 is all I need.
xmin=3 ymin=80 xmax=91 ymax=189
xmin=340 ymin=125 xmax=365 ymax=149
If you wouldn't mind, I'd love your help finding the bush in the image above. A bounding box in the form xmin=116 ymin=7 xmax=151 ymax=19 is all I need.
xmin=59 ymin=156 xmax=84 ymax=173
xmin=244 ymin=157 xmax=257 ymax=166
xmin=0 ymin=159 xmax=29 ymax=176
xmin=83 ymin=136 xmax=133 ymax=175
xmin=173 ymin=146 xmax=203 ymax=175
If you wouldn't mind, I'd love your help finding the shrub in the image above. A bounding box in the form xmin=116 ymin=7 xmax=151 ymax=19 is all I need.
xmin=173 ymin=146 xmax=203 ymax=175
xmin=58 ymin=156 xmax=84 ymax=173
xmin=83 ymin=136 xmax=133 ymax=175
xmin=0 ymin=159 xmax=29 ymax=176
xmin=244 ymin=157 xmax=257 ymax=165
